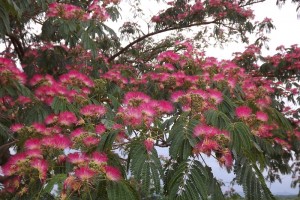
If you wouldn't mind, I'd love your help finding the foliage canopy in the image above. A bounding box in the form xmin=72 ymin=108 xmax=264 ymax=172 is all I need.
xmin=0 ymin=0 xmax=299 ymax=199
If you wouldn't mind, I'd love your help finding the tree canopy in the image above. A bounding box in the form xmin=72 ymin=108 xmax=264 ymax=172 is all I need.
xmin=0 ymin=0 xmax=299 ymax=199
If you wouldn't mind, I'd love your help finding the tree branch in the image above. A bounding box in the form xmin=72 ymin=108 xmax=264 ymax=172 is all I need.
xmin=6 ymin=34 xmax=25 ymax=61
xmin=108 ymin=19 xmax=220 ymax=63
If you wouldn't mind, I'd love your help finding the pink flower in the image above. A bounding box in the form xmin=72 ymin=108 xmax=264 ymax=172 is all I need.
xmin=17 ymin=96 xmax=32 ymax=104
xmin=151 ymin=15 xmax=160 ymax=22
xmin=91 ymin=152 xmax=108 ymax=165
xmin=75 ymin=167 xmax=96 ymax=181
xmin=235 ymin=106 xmax=252 ymax=118
xmin=45 ymin=114 xmax=58 ymax=125
xmin=208 ymin=89 xmax=223 ymax=104
xmin=157 ymin=50 xmax=180 ymax=62
xmin=31 ymin=158 xmax=48 ymax=180
xmin=70 ymin=128 xmax=86 ymax=139
xmin=10 ymin=124 xmax=24 ymax=132
xmin=24 ymin=138 xmax=41 ymax=150
xmin=105 ymin=166 xmax=122 ymax=181
xmin=155 ymin=100 xmax=174 ymax=114
xmin=140 ymin=103 xmax=156 ymax=117
xmin=32 ymin=123 xmax=47 ymax=135
xmin=42 ymin=134 xmax=72 ymax=149
xmin=67 ymin=152 xmax=88 ymax=165
xmin=80 ymin=104 xmax=106 ymax=117
xmin=144 ymin=138 xmax=154 ymax=152
xmin=58 ymin=111 xmax=77 ymax=126
xmin=170 ymin=91 xmax=186 ymax=102
xmin=256 ymin=111 xmax=268 ymax=122
xmin=1 ymin=176 xmax=20 ymax=193
xmin=123 ymin=91 xmax=151 ymax=106
xmin=195 ymin=139 xmax=219 ymax=155
xmin=26 ymin=149 xmax=43 ymax=159
xmin=95 ymin=124 xmax=106 ymax=135
xmin=83 ymin=136 xmax=100 ymax=146
xmin=194 ymin=124 xmax=219 ymax=138
xmin=218 ymin=149 xmax=233 ymax=168
xmin=2 ymin=153 xmax=27 ymax=176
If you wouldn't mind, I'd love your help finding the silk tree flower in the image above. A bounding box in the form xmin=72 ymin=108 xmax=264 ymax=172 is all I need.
xmin=17 ymin=96 xmax=32 ymax=105
xmin=218 ymin=149 xmax=233 ymax=168
xmin=104 ymin=166 xmax=122 ymax=181
xmin=24 ymin=138 xmax=41 ymax=150
xmin=1 ymin=176 xmax=20 ymax=193
xmin=155 ymin=100 xmax=174 ymax=114
xmin=194 ymin=124 xmax=220 ymax=138
xmin=31 ymin=158 xmax=48 ymax=181
xmin=144 ymin=138 xmax=155 ymax=153
xmin=194 ymin=139 xmax=219 ymax=156
xmin=2 ymin=153 xmax=27 ymax=176
xmin=10 ymin=123 xmax=24 ymax=132
xmin=44 ymin=114 xmax=58 ymax=125
xmin=157 ymin=50 xmax=180 ymax=63
xmin=67 ymin=152 xmax=88 ymax=165
xmin=63 ymin=176 xmax=81 ymax=192
xmin=75 ymin=167 xmax=96 ymax=181
xmin=208 ymin=89 xmax=223 ymax=104
xmin=59 ymin=70 xmax=94 ymax=87
xmin=25 ymin=149 xmax=43 ymax=159
xmin=58 ymin=111 xmax=77 ymax=126
xmin=83 ymin=136 xmax=100 ymax=146
xmin=235 ymin=106 xmax=252 ymax=118
xmin=80 ymin=104 xmax=106 ymax=117
xmin=256 ymin=111 xmax=268 ymax=122
xmin=41 ymin=134 xmax=72 ymax=150
xmin=123 ymin=91 xmax=151 ymax=106
xmin=95 ymin=124 xmax=106 ymax=135
xmin=70 ymin=128 xmax=86 ymax=140
xmin=91 ymin=152 xmax=108 ymax=166
xmin=32 ymin=123 xmax=48 ymax=135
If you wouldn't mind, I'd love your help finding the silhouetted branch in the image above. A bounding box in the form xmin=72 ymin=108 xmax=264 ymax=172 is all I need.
xmin=108 ymin=19 xmax=220 ymax=62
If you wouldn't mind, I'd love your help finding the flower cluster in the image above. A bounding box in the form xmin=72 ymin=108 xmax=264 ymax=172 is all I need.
xmin=0 ymin=57 xmax=26 ymax=85
xmin=117 ymin=91 xmax=174 ymax=128
xmin=32 ymin=70 xmax=94 ymax=105
xmin=47 ymin=3 xmax=90 ymax=21
xmin=47 ymin=0 xmax=114 ymax=22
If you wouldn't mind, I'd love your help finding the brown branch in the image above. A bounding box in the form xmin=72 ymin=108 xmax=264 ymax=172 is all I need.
xmin=0 ymin=140 xmax=17 ymax=165
xmin=239 ymin=0 xmax=266 ymax=7
xmin=108 ymin=19 xmax=220 ymax=63
xmin=6 ymin=34 xmax=25 ymax=61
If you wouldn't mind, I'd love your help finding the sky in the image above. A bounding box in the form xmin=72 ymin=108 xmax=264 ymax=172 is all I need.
xmin=111 ymin=0 xmax=300 ymax=195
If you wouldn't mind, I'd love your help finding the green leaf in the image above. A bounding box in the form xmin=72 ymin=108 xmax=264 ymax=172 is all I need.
xmin=165 ymin=160 xmax=222 ymax=200
xmin=266 ymin=107 xmax=293 ymax=131
xmin=107 ymin=180 xmax=140 ymax=200
xmin=226 ymin=122 xmax=253 ymax=154
xmin=235 ymin=159 xmax=275 ymax=200
xmin=97 ymin=130 xmax=118 ymax=151
xmin=168 ymin=114 xmax=197 ymax=161
xmin=205 ymin=109 xmax=231 ymax=130
xmin=128 ymin=141 xmax=163 ymax=195
xmin=42 ymin=174 xmax=67 ymax=195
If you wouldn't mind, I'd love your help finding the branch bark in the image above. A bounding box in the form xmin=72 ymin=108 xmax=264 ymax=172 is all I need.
xmin=108 ymin=19 xmax=220 ymax=63
xmin=6 ymin=34 xmax=25 ymax=61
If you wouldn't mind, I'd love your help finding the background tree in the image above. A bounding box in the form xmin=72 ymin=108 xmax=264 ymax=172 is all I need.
xmin=0 ymin=0 xmax=299 ymax=199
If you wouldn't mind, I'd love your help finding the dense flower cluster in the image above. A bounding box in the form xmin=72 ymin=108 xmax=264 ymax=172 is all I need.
xmin=47 ymin=1 xmax=113 ymax=22
xmin=1 ymin=0 xmax=299 ymax=193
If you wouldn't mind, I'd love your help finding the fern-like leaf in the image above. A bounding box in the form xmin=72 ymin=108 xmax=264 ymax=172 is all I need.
xmin=235 ymin=159 xmax=275 ymax=200
xmin=165 ymin=159 xmax=224 ymax=200
xmin=107 ymin=180 xmax=140 ymax=200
